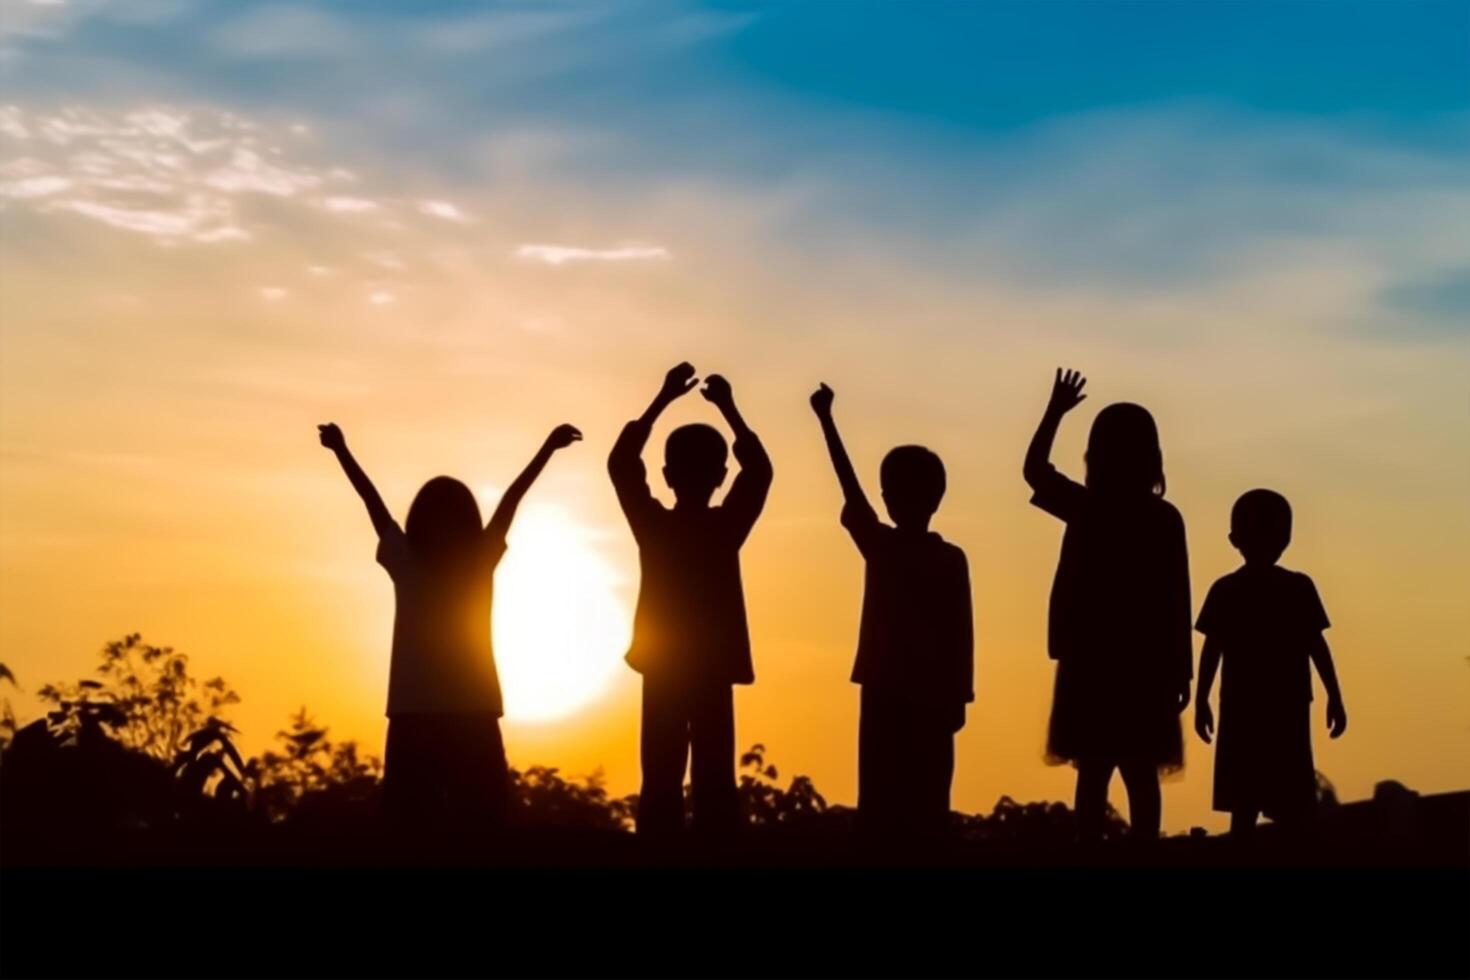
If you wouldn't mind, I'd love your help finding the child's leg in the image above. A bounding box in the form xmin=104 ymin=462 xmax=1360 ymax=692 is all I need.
xmin=689 ymin=682 xmax=738 ymax=835
xmin=1119 ymin=759 xmax=1161 ymax=840
xmin=1074 ymin=759 xmax=1114 ymax=843
xmin=857 ymin=689 xmax=906 ymax=835
xmin=448 ymin=714 xmax=509 ymax=829
xmin=1229 ymin=809 xmax=1259 ymax=836
xmin=383 ymin=716 xmax=442 ymax=830
xmin=638 ymin=675 xmax=689 ymax=835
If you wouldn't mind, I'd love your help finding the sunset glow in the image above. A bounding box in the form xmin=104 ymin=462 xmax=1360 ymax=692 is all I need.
xmin=0 ymin=1 xmax=1466 ymax=836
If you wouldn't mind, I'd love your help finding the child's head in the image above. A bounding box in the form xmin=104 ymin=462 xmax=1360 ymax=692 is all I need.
xmin=1230 ymin=488 xmax=1292 ymax=565
xmin=880 ymin=445 xmax=946 ymax=530
xmin=405 ymin=476 xmax=483 ymax=566
xmin=1085 ymin=402 xmax=1165 ymax=498
xmin=663 ymin=423 xmax=729 ymax=504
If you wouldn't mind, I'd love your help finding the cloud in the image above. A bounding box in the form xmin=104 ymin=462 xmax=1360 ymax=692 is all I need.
xmin=515 ymin=243 xmax=670 ymax=266
xmin=418 ymin=199 xmax=472 ymax=223
xmin=0 ymin=105 xmax=369 ymax=243
xmin=321 ymin=196 xmax=380 ymax=213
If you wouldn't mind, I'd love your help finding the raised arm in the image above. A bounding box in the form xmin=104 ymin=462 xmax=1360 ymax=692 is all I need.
xmin=1024 ymin=368 xmax=1087 ymax=491
xmin=810 ymin=384 xmax=873 ymax=511
xmin=486 ymin=424 xmax=581 ymax=543
xmin=318 ymin=423 xmax=399 ymax=539
xmin=608 ymin=363 xmax=698 ymax=519
xmin=1308 ymin=634 xmax=1347 ymax=738
xmin=702 ymin=374 xmax=772 ymax=541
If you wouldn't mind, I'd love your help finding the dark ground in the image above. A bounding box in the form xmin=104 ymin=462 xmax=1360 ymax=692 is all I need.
xmin=3 ymin=819 xmax=1467 ymax=979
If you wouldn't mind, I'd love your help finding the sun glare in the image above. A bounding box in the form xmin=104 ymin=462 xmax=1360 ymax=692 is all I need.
xmin=485 ymin=496 xmax=632 ymax=722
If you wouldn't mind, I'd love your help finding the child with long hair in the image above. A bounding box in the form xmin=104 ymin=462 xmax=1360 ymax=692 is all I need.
xmin=318 ymin=421 xmax=581 ymax=828
xmin=1024 ymin=369 xmax=1192 ymax=841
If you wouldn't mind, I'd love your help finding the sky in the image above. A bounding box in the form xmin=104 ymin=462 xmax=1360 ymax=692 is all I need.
xmin=0 ymin=0 xmax=1467 ymax=832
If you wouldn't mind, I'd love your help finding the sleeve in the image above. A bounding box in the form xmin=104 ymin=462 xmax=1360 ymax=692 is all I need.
xmin=1027 ymin=464 xmax=1087 ymax=523
xmin=1298 ymin=574 xmax=1330 ymax=632
xmin=1195 ymin=579 xmax=1226 ymax=635
xmin=954 ymin=549 xmax=975 ymax=705
xmin=722 ymin=430 xmax=773 ymax=547
xmin=839 ymin=499 xmax=884 ymax=558
xmin=608 ymin=420 xmax=659 ymax=537
xmin=1166 ymin=507 xmax=1194 ymax=682
xmin=482 ymin=525 xmax=509 ymax=570
xmin=375 ymin=525 xmax=411 ymax=580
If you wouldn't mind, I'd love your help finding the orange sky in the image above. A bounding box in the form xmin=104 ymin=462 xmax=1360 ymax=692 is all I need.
xmin=2 ymin=102 xmax=1468 ymax=834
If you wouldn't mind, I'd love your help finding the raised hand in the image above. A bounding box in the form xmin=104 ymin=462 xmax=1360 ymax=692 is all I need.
xmin=810 ymin=382 xmax=834 ymax=418
xmin=1048 ymin=368 xmax=1088 ymax=415
xmin=545 ymin=423 xmax=583 ymax=451
xmin=1194 ymin=700 xmax=1215 ymax=744
xmin=1326 ymin=697 xmax=1348 ymax=739
xmin=318 ymin=423 xmax=346 ymax=452
xmin=700 ymin=373 xmax=733 ymax=409
xmin=659 ymin=362 xmax=699 ymax=402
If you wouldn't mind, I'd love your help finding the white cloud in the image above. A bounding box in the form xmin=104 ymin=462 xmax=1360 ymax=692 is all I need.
xmin=0 ymin=105 xmax=362 ymax=243
xmin=515 ymin=243 xmax=670 ymax=266
xmin=258 ymin=286 xmax=287 ymax=301
xmin=322 ymin=195 xmax=380 ymax=213
xmin=367 ymin=290 xmax=395 ymax=305
xmin=418 ymin=199 xmax=472 ymax=223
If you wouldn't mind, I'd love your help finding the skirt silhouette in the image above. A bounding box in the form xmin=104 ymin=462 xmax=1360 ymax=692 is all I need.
xmin=1044 ymin=655 xmax=1184 ymax=773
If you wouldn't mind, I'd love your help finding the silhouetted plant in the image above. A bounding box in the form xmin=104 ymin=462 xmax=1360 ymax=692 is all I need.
xmin=36 ymin=633 xmax=240 ymax=763
xmin=245 ymin=708 xmax=382 ymax=823
xmin=510 ymin=765 xmax=633 ymax=830
xmin=738 ymin=743 xmax=829 ymax=828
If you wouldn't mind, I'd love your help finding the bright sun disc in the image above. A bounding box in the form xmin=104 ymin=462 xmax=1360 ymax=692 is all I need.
xmin=486 ymin=497 xmax=631 ymax=722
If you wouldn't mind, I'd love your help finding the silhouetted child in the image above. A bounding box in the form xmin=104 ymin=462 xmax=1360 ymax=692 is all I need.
xmin=318 ymin=421 xmax=582 ymax=829
xmin=1024 ymin=369 xmax=1192 ymax=842
xmin=809 ymin=383 xmax=973 ymax=837
xmin=608 ymin=363 xmax=772 ymax=835
xmin=1194 ymin=489 xmax=1347 ymax=836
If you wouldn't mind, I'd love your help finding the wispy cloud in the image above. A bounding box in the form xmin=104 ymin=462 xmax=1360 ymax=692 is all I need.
xmin=515 ymin=243 xmax=670 ymax=266
xmin=418 ymin=199 xmax=472 ymax=223
xmin=0 ymin=105 xmax=350 ymax=243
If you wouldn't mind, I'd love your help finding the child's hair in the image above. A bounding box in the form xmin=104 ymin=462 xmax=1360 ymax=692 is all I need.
xmin=880 ymin=445 xmax=947 ymax=523
xmin=1231 ymin=488 xmax=1292 ymax=564
xmin=664 ymin=423 xmax=729 ymax=494
xmin=1085 ymin=402 xmax=1165 ymax=497
xmin=405 ymin=476 xmax=483 ymax=565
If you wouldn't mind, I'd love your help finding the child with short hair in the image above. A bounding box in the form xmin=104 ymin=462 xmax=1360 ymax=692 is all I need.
xmin=1194 ymin=488 xmax=1347 ymax=835
xmin=608 ymin=363 xmax=773 ymax=835
xmin=810 ymin=383 xmax=974 ymax=836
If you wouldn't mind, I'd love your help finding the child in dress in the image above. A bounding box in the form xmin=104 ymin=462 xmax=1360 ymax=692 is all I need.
xmin=1194 ymin=489 xmax=1347 ymax=835
xmin=1023 ymin=369 xmax=1192 ymax=841
xmin=319 ymin=421 xmax=581 ymax=828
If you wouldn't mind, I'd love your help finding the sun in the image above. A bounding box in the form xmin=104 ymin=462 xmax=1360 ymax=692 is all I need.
xmin=484 ymin=496 xmax=632 ymax=722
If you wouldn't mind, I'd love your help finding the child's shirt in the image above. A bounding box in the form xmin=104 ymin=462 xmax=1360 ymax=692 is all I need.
xmin=840 ymin=501 xmax=974 ymax=712
xmin=1196 ymin=564 xmax=1329 ymax=707
xmin=377 ymin=527 xmax=506 ymax=718
xmin=1029 ymin=464 xmax=1193 ymax=686
xmin=608 ymin=419 xmax=773 ymax=685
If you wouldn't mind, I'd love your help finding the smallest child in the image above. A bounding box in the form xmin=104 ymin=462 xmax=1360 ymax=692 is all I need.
xmin=1194 ymin=489 xmax=1347 ymax=835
